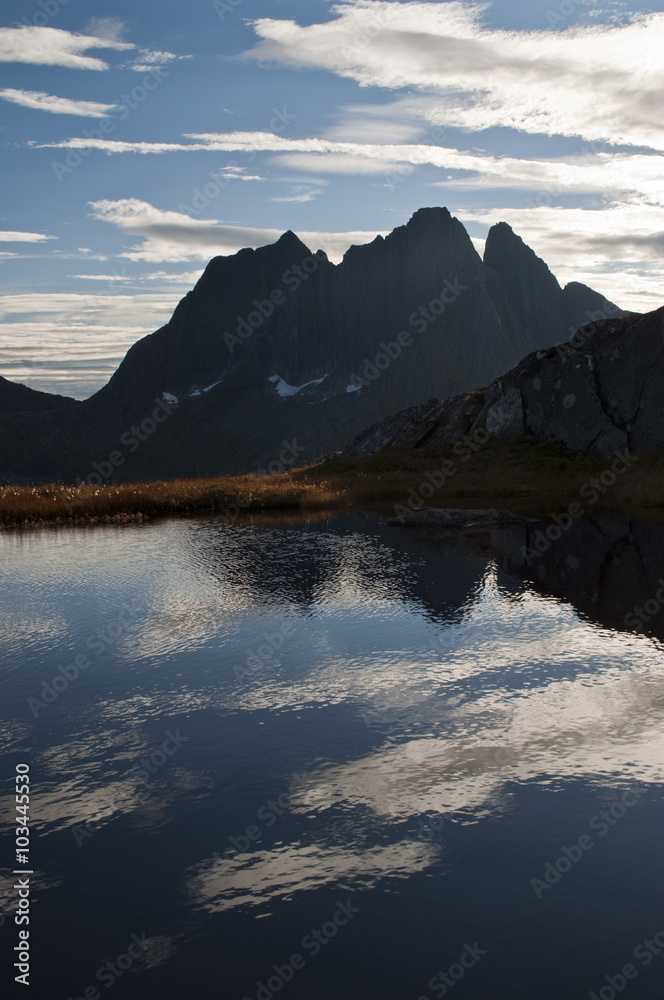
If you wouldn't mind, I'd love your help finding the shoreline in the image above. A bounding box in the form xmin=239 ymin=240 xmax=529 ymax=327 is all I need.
xmin=2 ymin=438 xmax=664 ymax=528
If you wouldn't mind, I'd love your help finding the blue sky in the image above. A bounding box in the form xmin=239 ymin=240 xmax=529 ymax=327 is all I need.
xmin=1 ymin=0 xmax=663 ymax=397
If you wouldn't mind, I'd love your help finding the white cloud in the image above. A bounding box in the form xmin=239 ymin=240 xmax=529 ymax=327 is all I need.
xmin=41 ymin=129 xmax=473 ymax=159
xmin=0 ymin=88 xmax=119 ymax=117
xmin=0 ymin=231 xmax=56 ymax=242
xmin=0 ymin=26 xmax=133 ymax=70
xmin=37 ymin=136 xmax=207 ymax=154
xmin=215 ymin=167 xmax=264 ymax=181
xmin=87 ymin=198 xmax=385 ymax=263
xmin=138 ymin=269 xmax=204 ymax=285
xmin=243 ymin=2 xmax=664 ymax=151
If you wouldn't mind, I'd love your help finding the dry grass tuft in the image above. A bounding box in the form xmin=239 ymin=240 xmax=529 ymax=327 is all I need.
xmin=0 ymin=474 xmax=343 ymax=527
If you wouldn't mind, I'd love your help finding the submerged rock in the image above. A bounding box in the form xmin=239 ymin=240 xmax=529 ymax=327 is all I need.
xmin=388 ymin=507 xmax=538 ymax=529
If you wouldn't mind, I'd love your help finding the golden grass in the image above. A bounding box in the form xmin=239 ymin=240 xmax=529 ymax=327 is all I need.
xmin=3 ymin=437 xmax=664 ymax=527
xmin=0 ymin=474 xmax=344 ymax=527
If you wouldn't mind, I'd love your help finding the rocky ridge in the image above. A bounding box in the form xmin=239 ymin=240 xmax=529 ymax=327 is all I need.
xmin=344 ymin=307 xmax=664 ymax=458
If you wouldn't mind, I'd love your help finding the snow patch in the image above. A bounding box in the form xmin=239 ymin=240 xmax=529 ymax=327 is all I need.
xmin=189 ymin=379 xmax=223 ymax=398
xmin=269 ymin=373 xmax=328 ymax=397
xmin=346 ymin=384 xmax=362 ymax=393
xmin=162 ymin=392 xmax=179 ymax=404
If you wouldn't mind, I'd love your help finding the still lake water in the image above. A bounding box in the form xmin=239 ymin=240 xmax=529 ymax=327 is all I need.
xmin=1 ymin=511 xmax=664 ymax=1000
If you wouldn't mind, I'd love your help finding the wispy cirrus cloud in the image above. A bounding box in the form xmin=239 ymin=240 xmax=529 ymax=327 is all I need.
xmin=0 ymin=25 xmax=133 ymax=70
xmin=0 ymin=88 xmax=119 ymax=117
xmin=270 ymin=184 xmax=327 ymax=204
xmin=38 ymin=129 xmax=664 ymax=202
xmin=70 ymin=269 xmax=203 ymax=286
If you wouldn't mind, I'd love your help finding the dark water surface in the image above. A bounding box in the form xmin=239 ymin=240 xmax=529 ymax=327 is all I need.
xmin=2 ymin=511 xmax=664 ymax=999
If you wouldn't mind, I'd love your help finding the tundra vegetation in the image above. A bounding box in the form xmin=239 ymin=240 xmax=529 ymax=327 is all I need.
xmin=2 ymin=437 xmax=664 ymax=527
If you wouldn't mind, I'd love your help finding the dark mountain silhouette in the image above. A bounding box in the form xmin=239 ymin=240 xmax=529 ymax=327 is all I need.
xmin=0 ymin=207 xmax=624 ymax=484
xmin=483 ymin=222 xmax=620 ymax=345
xmin=0 ymin=375 xmax=76 ymax=414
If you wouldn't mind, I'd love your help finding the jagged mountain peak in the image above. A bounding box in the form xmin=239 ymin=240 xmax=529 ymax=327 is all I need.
xmin=408 ymin=205 xmax=454 ymax=225
xmin=484 ymin=222 xmax=563 ymax=291
xmin=193 ymin=228 xmax=317 ymax=295
xmin=483 ymin=219 xmax=566 ymax=342
xmin=485 ymin=220 xmax=539 ymax=259
xmin=274 ymin=229 xmax=312 ymax=253
xmin=341 ymin=232 xmax=385 ymax=265
xmin=489 ymin=220 xmax=514 ymax=233
xmin=0 ymin=206 xmax=627 ymax=483
xmin=393 ymin=205 xmax=462 ymax=244
xmin=248 ymin=228 xmax=315 ymax=263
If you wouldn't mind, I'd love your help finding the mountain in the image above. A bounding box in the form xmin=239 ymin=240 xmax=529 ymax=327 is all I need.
xmin=0 ymin=207 xmax=624 ymax=484
xmin=0 ymin=376 xmax=76 ymax=413
xmin=344 ymin=306 xmax=664 ymax=459
xmin=483 ymin=222 xmax=621 ymax=345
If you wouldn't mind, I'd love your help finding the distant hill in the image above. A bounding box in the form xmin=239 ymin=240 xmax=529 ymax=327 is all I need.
xmin=0 ymin=375 xmax=76 ymax=413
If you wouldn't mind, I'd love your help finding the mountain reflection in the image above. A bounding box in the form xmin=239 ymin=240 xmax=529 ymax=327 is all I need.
xmin=469 ymin=514 xmax=664 ymax=645
xmin=184 ymin=512 xmax=488 ymax=621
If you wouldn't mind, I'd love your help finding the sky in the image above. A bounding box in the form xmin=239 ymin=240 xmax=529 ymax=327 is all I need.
xmin=1 ymin=0 xmax=663 ymax=398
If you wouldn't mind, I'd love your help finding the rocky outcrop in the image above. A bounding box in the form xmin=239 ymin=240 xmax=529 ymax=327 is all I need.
xmin=473 ymin=307 xmax=664 ymax=453
xmin=343 ymin=392 xmax=486 ymax=457
xmin=345 ymin=306 xmax=664 ymax=458
xmin=0 ymin=207 xmax=623 ymax=482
